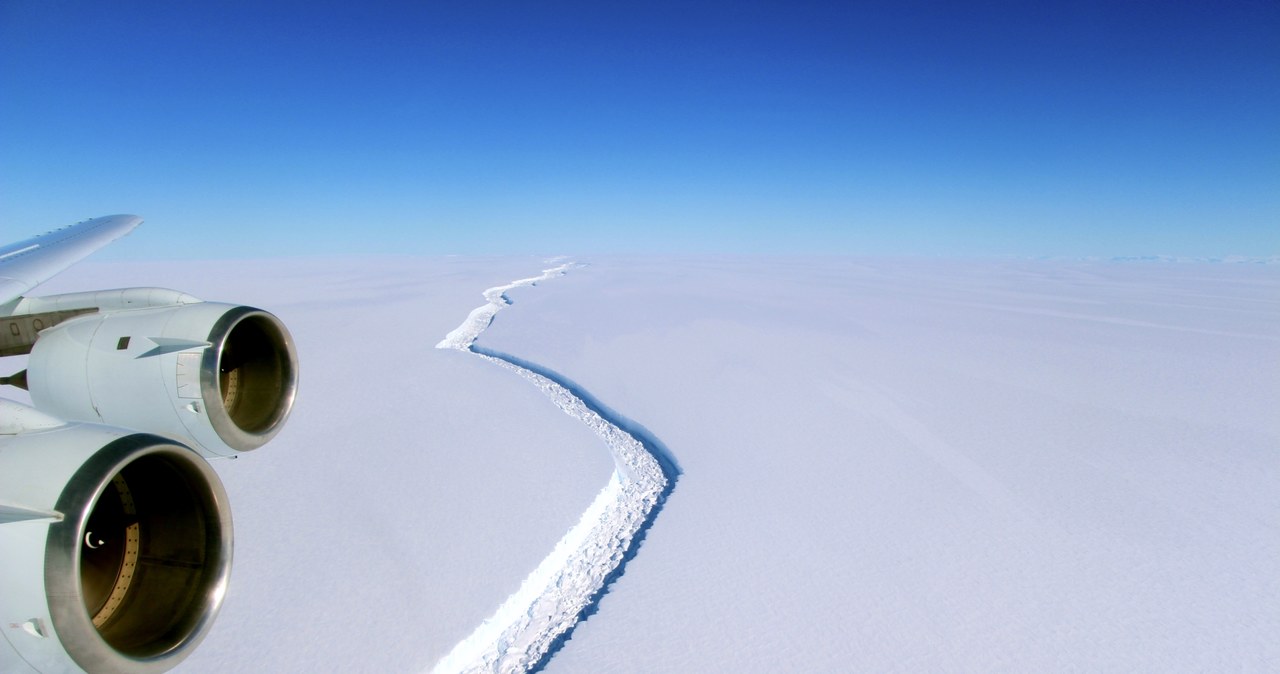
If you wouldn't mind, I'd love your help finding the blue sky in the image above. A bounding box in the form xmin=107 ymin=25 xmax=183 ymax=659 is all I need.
xmin=1 ymin=1 xmax=1276 ymax=258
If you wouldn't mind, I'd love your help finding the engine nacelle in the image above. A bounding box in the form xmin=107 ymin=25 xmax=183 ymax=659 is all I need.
xmin=26 ymin=302 xmax=298 ymax=458
xmin=0 ymin=424 xmax=232 ymax=674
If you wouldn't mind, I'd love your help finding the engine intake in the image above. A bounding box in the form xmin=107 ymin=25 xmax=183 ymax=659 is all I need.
xmin=0 ymin=427 xmax=232 ymax=674
xmin=202 ymin=307 xmax=297 ymax=452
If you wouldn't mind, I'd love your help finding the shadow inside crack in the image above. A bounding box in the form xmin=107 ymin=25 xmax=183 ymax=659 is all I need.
xmin=473 ymin=346 xmax=682 ymax=478
xmin=471 ymin=345 xmax=681 ymax=673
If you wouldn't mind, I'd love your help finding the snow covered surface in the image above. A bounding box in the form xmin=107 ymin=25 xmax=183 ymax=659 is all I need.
xmin=27 ymin=255 xmax=1280 ymax=672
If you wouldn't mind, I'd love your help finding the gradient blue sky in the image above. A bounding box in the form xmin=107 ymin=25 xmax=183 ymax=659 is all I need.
xmin=2 ymin=1 xmax=1277 ymax=258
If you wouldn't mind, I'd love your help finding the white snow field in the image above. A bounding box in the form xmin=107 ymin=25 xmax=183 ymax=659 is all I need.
xmin=26 ymin=255 xmax=1280 ymax=672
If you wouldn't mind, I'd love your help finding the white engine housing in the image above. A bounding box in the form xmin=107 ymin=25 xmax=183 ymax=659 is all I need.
xmin=0 ymin=423 xmax=232 ymax=674
xmin=26 ymin=303 xmax=298 ymax=458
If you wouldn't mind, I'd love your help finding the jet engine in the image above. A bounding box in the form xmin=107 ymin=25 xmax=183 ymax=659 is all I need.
xmin=0 ymin=424 xmax=231 ymax=674
xmin=24 ymin=301 xmax=298 ymax=458
xmin=1 ymin=217 xmax=298 ymax=674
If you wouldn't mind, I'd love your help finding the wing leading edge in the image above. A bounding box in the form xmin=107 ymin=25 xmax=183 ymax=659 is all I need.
xmin=0 ymin=215 xmax=142 ymax=308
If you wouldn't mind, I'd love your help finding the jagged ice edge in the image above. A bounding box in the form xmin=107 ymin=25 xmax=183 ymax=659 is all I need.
xmin=429 ymin=264 xmax=667 ymax=674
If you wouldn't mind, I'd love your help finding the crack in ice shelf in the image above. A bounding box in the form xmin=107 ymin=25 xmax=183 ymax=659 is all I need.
xmin=430 ymin=263 xmax=669 ymax=674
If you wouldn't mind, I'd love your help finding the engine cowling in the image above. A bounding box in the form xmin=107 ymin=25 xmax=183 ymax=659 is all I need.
xmin=26 ymin=302 xmax=298 ymax=458
xmin=0 ymin=424 xmax=232 ymax=674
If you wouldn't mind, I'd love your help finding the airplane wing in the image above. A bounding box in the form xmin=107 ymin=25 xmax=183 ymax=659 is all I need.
xmin=0 ymin=214 xmax=142 ymax=308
